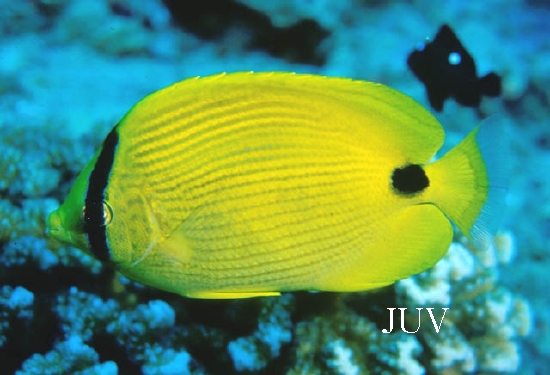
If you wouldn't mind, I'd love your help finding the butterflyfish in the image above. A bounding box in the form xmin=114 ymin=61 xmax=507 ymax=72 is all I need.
xmin=407 ymin=24 xmax=501 ymax=111
xmin=46 ymin=72 xmax=504 ymax=299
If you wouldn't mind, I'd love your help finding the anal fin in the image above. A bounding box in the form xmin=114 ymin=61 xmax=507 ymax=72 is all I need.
xmin=316 ymin=204 xmax=452 ymax=291
xmin=184 ymin=291 xmax=281 ymax=299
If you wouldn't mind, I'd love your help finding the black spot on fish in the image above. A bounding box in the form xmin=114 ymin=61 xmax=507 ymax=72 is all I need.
xmin=407 ymin=24 xmax=501 ymax=111
xmin=392 ymin=164 xmax=429 ymax=195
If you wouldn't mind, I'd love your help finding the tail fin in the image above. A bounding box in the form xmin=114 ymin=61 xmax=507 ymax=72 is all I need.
xmin=424 ymin=116 xmax=508 ymax=249
xmin=479 ymin=72 xmax=502 ymax=97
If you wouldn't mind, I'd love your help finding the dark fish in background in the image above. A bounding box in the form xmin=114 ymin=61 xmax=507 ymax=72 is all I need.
xmin=407 ymin=24 xmax=501 ymax=111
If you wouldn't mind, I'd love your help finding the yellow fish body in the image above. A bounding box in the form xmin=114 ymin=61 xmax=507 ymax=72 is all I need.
xmin=46 ymin=72 xmax=502 ymax=299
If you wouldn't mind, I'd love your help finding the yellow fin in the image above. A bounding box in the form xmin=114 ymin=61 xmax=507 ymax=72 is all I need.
xmin=184 ymin=291 xmax=281 ymax=299
xmin=424 ymin=117 xmax=507 ymax=249
xmin=317 ymin=204 xmax=453 ymax=290
xmin=119 ymin=72 xmax=444 ymax=165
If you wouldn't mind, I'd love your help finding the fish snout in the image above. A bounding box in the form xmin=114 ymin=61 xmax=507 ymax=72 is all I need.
xmin=46 ymin=210 xmax=64 ymax=241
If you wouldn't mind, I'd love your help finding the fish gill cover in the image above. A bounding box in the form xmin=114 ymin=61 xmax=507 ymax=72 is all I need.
xmin=0 ymin=0 xmax=548 ymax=374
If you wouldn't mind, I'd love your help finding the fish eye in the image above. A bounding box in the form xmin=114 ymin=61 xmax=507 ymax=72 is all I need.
xmin=102 ymin=201 xmax=114 ymax=225
xmin=448 ymin=52 xmax=462 ymax=65
xmin=81 ymin=201 xmax=114 ymax=226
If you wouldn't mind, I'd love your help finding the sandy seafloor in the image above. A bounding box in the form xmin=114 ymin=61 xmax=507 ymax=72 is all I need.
xmin=0 ymin=1 xmax=548 ymax=374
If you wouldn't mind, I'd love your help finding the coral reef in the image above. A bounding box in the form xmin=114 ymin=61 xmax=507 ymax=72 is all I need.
xmin=17 ymin=335 xmax=118 ymax=375
xmin=1 ymin=286 xmax=34 ymax=348
xmin=1 ymin=0 xmax=547 ymax=374
xmin=396 ymin=235 xmax=532 ymax=373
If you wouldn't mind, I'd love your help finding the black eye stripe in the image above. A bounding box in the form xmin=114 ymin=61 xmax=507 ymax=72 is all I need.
xmin=84 ymin=126 xmax=119 ymax=262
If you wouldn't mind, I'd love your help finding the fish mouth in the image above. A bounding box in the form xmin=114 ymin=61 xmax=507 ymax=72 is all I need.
xmin=46 ymin=210 xmax=66 ymax=242
xmin=46 ymin=209 xmax=90 ymax=253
